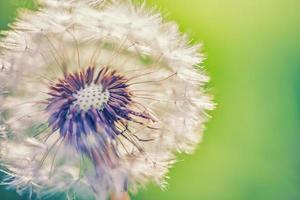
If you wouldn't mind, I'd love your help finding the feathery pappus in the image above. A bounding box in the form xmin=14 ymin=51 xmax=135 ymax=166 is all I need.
xmin=0 ymin=0 xmax=214 ymax=199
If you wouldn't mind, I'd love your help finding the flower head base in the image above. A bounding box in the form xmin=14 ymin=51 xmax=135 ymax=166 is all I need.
xmin=72 ymin=83 xmax=109 ymax=111
xmin=0 ymin=0 xmax=214 ymax=199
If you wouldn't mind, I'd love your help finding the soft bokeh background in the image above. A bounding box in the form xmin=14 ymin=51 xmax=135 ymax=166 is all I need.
xmin=1 ymin=0 xmax=300 ymax=199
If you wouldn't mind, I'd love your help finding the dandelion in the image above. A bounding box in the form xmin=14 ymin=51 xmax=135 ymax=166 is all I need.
xmin=0 ymin=0 xmax=214 ymax=199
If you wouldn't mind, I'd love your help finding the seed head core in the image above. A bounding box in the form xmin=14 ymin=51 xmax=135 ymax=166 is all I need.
xmin=73 ymin=83 xmax=109 ymax=111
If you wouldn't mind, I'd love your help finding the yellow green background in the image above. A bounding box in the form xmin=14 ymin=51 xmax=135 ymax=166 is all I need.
xmin=1 ymin=0 xmax=300 ymax=199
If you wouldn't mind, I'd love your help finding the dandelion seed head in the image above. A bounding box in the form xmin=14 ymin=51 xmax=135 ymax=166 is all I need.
xmin=0 ymin=0 xmax=214 ymax=199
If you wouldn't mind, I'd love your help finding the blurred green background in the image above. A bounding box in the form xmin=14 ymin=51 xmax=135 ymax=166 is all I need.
xmin=1 ymin=0 xmax=300 ymax=199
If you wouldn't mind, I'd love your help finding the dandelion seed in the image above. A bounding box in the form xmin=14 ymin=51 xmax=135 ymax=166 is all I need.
xmin=0 ymin=0 xmax=214 ymax=199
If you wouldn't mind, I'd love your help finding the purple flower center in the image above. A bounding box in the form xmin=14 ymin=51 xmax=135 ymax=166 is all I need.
xmin=46 ymin=66 xmax=154 ymax=153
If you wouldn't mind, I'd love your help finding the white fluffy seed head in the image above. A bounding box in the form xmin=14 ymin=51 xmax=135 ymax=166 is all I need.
xmin=73 ymin=83 xmax=109 ymax=111
xmin=0 ymin=0 xmax=214 ymax=199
